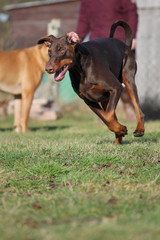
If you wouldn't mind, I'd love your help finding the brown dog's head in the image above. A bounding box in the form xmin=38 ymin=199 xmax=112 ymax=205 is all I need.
xmin=38 ymin=32 xmax=80 ymax=81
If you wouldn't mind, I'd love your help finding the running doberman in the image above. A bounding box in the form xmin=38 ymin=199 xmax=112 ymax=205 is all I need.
xmin=38 ymin=20 xmax=144 ymax=144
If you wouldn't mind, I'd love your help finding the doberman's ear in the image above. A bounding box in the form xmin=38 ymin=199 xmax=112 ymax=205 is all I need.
xmin=75 ymin=43 xmax=90 ymax=56
xmin=37 ymin=35 xmax=56 ymax=47
xmin=65 ymin=32 xmax=81 ymax=44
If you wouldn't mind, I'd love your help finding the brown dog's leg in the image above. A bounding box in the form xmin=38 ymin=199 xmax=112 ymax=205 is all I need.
xmin=14 ymin=96 xmax=22 ymax=132
xmin=122 ymin=60 xmax=145 ymax=137
xmin=21 ymin=89 xmax=34 ymax=133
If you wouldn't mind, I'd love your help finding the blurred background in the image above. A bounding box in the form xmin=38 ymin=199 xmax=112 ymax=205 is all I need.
xmin=0 ymin=0 xmax=160 ymax=121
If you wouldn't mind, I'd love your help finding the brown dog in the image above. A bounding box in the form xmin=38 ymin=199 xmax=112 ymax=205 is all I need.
xmin=0 ymin=44 xmax=49 ymax=132
xmin=38 ymin=20 xmax=145 ymax=144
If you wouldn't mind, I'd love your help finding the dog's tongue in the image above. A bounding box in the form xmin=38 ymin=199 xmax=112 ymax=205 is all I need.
xmin=54 ymin=65 xmax=68 ymax=81
xmin=54 ymin=70 xmax=63 ymax=81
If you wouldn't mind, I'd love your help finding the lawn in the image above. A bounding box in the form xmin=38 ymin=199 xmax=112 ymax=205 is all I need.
xmin=0 ymin=110 xmax=160 ymax=240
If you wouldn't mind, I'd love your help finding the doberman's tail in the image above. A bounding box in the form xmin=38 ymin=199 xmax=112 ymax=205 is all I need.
xmin=109 ymin=20 xmax=133 ymax=48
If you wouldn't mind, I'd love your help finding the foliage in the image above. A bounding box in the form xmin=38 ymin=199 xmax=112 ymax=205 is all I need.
xmin=0 ymin=112 xmax=160 ymax=240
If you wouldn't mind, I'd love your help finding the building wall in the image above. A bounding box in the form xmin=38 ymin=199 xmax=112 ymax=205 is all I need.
xmin=136 ymin=0 xmax=160 ymax=119
xmin=9 ymin=0 xmax=80 ymax=49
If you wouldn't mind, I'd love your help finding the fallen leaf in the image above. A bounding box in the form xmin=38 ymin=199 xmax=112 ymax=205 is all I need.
xmin=63 ymin=162 xmax=71 ymax=166
xmin=108 ymin=198 xmax=117 ymax=206
xmin=62 ymin=179 xmax=73 ymax=187
xmin=99 ymin=163 xmax=117 ymax=169
xmin=102 ymin=180 xmax=110 ymax=186
xmin=26 ymin=220 xmax=37 ymax=228
xmin=32 ymin=201 xmax=42 ymax=209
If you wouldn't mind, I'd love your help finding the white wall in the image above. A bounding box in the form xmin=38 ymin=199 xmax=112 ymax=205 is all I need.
xmin=136 ymin=0 xmax=160 ymax=118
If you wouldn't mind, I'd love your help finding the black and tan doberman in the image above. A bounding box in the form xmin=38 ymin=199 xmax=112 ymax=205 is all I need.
xmin=38 ymin=20 xmax=144 ymax=144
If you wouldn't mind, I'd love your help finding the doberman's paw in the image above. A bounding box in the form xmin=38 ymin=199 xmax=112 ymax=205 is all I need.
xmin=133 ymin=129 xmax=144 ymax=137
xmin=119 ymin=126 xmax=128 ymax=136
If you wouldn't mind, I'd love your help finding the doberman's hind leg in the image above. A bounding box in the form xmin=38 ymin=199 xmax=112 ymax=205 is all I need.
xmin=122 ymin=56 xmax=145 ymax=137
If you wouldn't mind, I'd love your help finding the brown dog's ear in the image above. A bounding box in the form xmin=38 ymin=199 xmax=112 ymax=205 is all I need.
xmin=65 ymin=32 xmax=81 ymax=44
xmin=37 ymin=35 xmax=56 ymax=47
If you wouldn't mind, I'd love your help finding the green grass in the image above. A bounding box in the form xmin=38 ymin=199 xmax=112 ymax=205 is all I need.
xmin=0 ymin=112 xmax=160 ymax=240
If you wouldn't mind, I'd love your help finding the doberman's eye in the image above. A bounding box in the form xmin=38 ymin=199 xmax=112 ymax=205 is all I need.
xmin=60 ymin=48 xmax=65 ymax=53
xmin=57 ymin=45 xmax=65 ymax=54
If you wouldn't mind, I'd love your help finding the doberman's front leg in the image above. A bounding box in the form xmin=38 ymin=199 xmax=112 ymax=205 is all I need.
xmin=84 ymin=84 xmax=127 ymax=144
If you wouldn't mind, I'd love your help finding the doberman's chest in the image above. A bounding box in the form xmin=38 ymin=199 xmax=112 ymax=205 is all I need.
xmin=69 ymin=70 xmax=108 ymax=102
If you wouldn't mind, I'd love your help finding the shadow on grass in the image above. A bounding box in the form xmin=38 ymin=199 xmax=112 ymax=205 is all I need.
xmin=97 ymin=136 xmax=158 ymax=146
xmin=0 ymin=125 xmax=69 ymax=132
xmin=123 ymin=137 xmax=158 ymax=145
xmin=97 ymin=139 xmax=114 ymax=145
xmin=29 ymin=125 xmax=69 ymax=132
xmin=0 ymin=127 xmax=13 ymax=132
